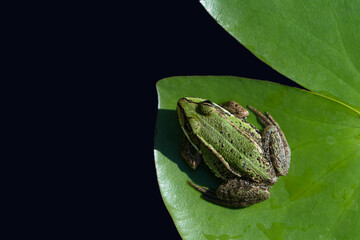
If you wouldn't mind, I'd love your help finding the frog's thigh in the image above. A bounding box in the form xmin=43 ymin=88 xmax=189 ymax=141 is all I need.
xmin=263 ymin=125 xmax=289 ymax=176
xmin=180 ymin=135 xmax=202 ymax=169
xmin=216 ymin=179 xmax=270 ymax=207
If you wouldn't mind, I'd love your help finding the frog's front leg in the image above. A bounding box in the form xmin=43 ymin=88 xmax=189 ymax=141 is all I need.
xmin=248 ymin=106 xmax=291 ymax=176
xmin=180 ymin=135 xmax=203 ymax=169
xmin=187 ymin=179 xmax=270 ymax=208
xmin=221 ymin=101 xmax=249 ymax=119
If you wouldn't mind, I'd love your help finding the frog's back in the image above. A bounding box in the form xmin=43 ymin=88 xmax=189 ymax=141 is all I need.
xmin=226 ymin=114 xmax=262 ymax=147
xmin=196 ymin=109 xmax=275 ymax=183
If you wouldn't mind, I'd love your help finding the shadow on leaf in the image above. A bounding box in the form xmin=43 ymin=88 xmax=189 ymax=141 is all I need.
xmin=154 ymin=109 xmax=219 ymax=191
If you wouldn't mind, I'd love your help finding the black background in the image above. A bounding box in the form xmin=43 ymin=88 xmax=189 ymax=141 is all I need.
xmin=8 ymin=1 xmax=305 ymax=239
xmin=125 ymin=1 xmax=302 ymax=239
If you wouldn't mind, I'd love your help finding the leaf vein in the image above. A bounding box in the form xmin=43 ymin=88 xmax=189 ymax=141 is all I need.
xmin=284 ymin=150 xmax=358 ymax=208
xmin=325 ymin=179 xmax=360 ymax=239
xmin=258 ymin=1 xmax=360 ymax=98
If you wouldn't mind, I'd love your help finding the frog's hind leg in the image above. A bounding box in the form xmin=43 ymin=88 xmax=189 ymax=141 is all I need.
xmin=264 ymin=112 xmax=291 ymax=163
xmin=180 ymin=135 xmax=203 ymax=169
xmin=248 ymin=105 xmax=291 ymax=176
xmin=187 ymin=179 xmax=270 ymax=208
xmin=262 ymin=125 xmax=289 ymax=176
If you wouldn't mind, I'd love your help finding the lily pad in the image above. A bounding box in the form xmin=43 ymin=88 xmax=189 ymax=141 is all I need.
xmin=200 ymin=0 xmax=360 ymax=111
xmin=154 ymin=76 xmax=360 ymax=239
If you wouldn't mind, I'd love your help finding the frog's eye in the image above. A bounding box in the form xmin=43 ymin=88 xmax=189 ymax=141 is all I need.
xmin=198 ymin=102 xmax=213 ymax=115
xmin=202 ymin=100 xmax=213 ymax=104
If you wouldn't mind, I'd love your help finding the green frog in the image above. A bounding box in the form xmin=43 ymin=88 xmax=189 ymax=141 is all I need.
xmin=177 ymin=97 xmax=291 ymax=207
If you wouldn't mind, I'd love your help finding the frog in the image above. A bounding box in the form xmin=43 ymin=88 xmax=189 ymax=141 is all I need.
xmin=177 ymin=97 xmax=291 ymax=207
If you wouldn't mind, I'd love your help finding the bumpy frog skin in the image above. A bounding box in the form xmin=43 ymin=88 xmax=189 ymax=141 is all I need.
xmin=177 ymin=97 xmax=291 ymax=208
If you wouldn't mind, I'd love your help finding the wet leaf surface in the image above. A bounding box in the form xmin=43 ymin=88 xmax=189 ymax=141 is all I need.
xmin=155 ymin=76 xmax=360 ymax=239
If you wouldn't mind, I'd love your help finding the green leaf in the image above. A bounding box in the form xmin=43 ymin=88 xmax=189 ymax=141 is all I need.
xmin=200 ymin=0 xmax=360 ymax=110
xmin=154 ymin=76 xmax=360 ymax=239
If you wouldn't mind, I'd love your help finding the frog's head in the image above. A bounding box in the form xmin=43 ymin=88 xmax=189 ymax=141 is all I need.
xmin=177 ymin=97 xmax=215 ymax=134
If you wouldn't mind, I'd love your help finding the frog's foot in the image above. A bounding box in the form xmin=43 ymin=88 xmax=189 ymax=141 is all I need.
xmin=221 ymin=101 xmax=249 ymax=119
xmin=181 ymin=135 xmax=202 ymax=169
xmin=187 ymin=180 xmax=235 ymax=207
xmin=187 ymin=179 xmax=270 ymax=208
xmin=247 ymin=105 xmax=291 ymax=176
xmin=187 ymin=180 xmax=216 ymax=197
